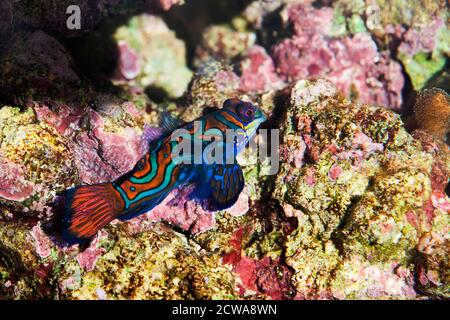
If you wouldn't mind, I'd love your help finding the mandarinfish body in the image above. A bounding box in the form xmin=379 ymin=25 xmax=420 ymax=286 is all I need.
xmin=62 ymin=99 xmax=266 ymax=244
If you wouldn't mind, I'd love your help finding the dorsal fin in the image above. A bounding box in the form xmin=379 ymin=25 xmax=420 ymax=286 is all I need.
xmin=160 ymin=111 xmax=183 ymax=132
xmin=223 ymin=98 xmax=242 ymax=109
xmin=142 ymin=111 xmax=184 ymax=145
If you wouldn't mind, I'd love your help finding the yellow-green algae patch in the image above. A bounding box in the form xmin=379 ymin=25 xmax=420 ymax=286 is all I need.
xmin=60 ymin=224 xmax=236 ymax=300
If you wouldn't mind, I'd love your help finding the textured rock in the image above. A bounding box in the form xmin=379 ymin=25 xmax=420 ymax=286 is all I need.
xmin=184 ymin=60 xmax=241 ymax=120
xmin=0 ymin=106 xmax=76 ymax=212
xmin=272 ymin=3 xmax=405 ymax=109
xmin=59 ymin=224 xmax=236 ymax=299
xmin=238 ymin=45 xmax=284 ymax=93
xmin=272 ymin=79 xmax=448 ymax=299
xmin=196 ymin=24 xmax=256 ymax=63
xmin=114 ymin=14 xmax=193 ymax=98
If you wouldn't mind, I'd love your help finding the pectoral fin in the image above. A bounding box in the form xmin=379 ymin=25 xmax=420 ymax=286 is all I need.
xmin=192 ymin=164 xmax=245 ymax=211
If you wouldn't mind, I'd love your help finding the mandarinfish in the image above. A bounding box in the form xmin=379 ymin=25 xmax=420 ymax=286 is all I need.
xmin=62 ymin=99 xmax=266 ymax=244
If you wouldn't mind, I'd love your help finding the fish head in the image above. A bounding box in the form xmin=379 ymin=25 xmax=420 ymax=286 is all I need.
xmin=222 ymin=98 xmax=267 ymax=141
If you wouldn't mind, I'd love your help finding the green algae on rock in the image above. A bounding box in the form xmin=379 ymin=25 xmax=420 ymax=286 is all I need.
xmin=273 ymin=79 xmax=446 ymax=299
xmin=59 ymin=224 xmax=236 ymax=300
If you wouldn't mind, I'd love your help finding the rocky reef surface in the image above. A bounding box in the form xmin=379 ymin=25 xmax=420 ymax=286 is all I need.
xmin=0 ymin=0 xmax=448 ymax=300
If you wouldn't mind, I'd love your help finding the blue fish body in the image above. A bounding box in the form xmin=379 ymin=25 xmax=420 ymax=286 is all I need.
xmin=62 ymin=99 xmax=266 ymax=244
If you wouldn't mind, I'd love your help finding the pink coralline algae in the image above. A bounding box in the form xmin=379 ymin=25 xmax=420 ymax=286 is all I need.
xmin=214 ymin=70 xmax=241 ymax=94
xmin=239 ymin=45 xmax=284 ymax=93
xmin=30 ymin=223 xmax=53 ymax=259
xmin=328 ymin=164 xmax=342 ymax=181
xmin=35 ymin=103 xmax=148 ymax=184
xmin=157 ymin=0 xmax=184 ymax=11
xmin=0 ymin=158 xmax=35 ymax=202
xmin=352 ymin=263 xmax=416 ymax=298
xmin=431 ymin=191 xmax=450 ymax=212
xmin=272 ymin=3 xmax=404 ymax=109
xmin=405 ymin=210 xmax=419 ymax=229
xmin=420 ymin=160 xmax=450 ymax=224
xmin=128 ymin=184 xmax=250 ymax=235
xmin=76 ymin=231 xmax=108 ymax=271
xmin=146 ymin=185 xmax=215 ymax=234
xmin=34 ymin=104 xmax=85 ymax=137
xmin=279 ymin=137 xmax=307 ymax=169
xmin=235 ymin=256 xmax=294 ymax=299
xmin=75 ymin=128 xmax=145 ymax=183
xmin=225 ymin=189 xmax=250 ymax=217
xmin=352 ymin=131 xmax=384 ymax=154
xmin=396 ymin=18 xmax=444 ymax=57
xmin=223 ymin=227 xmax=294 ymax=299
xmin=117 ymin=41 xmax=141 ymax=80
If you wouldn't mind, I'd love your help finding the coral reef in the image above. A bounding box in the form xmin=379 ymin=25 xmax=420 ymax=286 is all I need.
xmin=59 ymin=224 xmax=236 ymax=299
xmin=196 ymin=23 xmax=256 ymax=64
xmin=271 ymin=3 xmax=405 ymax=109
xmin=271 ymin=79 xmax=447 ymax=299
xmin=0 ymin=0 xmax=448 ymax=300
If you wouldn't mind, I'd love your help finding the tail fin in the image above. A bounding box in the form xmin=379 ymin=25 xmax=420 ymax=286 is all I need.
xmin=62 ymin=183 xmax=124 ymax=244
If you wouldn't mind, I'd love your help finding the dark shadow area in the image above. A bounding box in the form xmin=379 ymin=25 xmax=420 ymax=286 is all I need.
xmin=163 ymin=0 xmax=254 ymax=69
xmin=144 ymin=85 xmax=171 ymax=103
xmin=201 ymin=106 xmax=220 ymax=116
xmin=399 ymin=66 xmax=416 ymax=119
xmin=257 ymin=6 xmax=294 ymax=51
xmin=41 ymin=195 xmax=68 ymax=246
xmin=0 ymin=1 xmax=212 ymax=107
xmin=62 ymin=19 xmax=123 ymax=81
xmin=61 ymin=0 xmax=254 ymax=103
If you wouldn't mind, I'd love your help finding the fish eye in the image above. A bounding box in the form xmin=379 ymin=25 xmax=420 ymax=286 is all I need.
xmin=237 ymin=102 xmax=256 ymax=121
